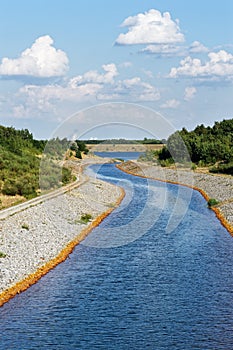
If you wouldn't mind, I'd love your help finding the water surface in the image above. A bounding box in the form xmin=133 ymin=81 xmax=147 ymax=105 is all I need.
xmin=1 ymin=163 xmax=233 ymax=349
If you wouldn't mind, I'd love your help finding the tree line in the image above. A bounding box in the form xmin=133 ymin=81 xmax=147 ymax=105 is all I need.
xmin=157 ymin=118 xmax=233 ymax=174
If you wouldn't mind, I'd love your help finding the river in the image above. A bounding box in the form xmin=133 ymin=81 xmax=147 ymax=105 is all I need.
xmin=1 ymin=163 xmax=233 ymax=349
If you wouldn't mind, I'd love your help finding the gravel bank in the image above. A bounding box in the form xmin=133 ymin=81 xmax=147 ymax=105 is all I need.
xmin=118 ymin=161 xmax=233 ymax=232
xmin=0 ymin=174 xmax=124 ymax=305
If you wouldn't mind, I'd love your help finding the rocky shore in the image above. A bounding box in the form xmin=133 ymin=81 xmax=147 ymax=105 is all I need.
xmin=0 ymin=165 xmax=124 ymax=306
xmin=117 ymin=161 xmax=233 ymax=233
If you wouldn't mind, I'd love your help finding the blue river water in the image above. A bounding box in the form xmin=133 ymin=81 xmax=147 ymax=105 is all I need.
xmin=1 ymin=163 xmax=233 ymax=349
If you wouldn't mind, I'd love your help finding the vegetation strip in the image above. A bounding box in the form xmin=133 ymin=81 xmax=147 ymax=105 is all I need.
xmin=116 ymin=163 xmax=233 ymax=236
xmin=0 ymin=186 xmax=125 ymax=308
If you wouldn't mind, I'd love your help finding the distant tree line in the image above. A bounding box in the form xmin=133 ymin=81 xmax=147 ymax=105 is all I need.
xmin=83 ymin=138 xmax=163 ymax=145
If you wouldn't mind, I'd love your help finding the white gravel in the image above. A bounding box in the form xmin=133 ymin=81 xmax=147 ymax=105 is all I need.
xmin=0 ymin=177 xmax=122 ymax=294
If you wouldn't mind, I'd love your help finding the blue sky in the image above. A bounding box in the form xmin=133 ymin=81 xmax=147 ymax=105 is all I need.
xmin=0 ymin=1 xmax=233 ymax=139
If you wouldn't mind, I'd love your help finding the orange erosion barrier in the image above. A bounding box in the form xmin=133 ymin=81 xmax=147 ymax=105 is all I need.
xmin=0 ymin=187 xmax=125 ymax=308
xmin=116 ymin=163 xmax=233 ymax=236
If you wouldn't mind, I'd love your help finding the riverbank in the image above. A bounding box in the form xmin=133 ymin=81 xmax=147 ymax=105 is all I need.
xmin=0 ymin=161 xmax=124 ymax=307
xmin=117 ymin=161 xmax=233 ymax=235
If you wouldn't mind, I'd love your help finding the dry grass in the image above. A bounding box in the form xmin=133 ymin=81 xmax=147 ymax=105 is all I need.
xmin=0 ymin=194 xmax=26 ymax=210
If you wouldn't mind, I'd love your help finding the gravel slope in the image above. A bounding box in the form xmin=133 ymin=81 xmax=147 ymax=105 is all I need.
xmin=0 ymin=177 xmax=123 ymax=296
xmin=118 ymin=161 xmax=233 ymax=230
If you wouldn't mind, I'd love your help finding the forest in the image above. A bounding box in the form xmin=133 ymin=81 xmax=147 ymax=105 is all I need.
xmin=0 ymin=126 xmax=75 ymax=202
xmin=157 ymin=118 xmax=233 ymax=175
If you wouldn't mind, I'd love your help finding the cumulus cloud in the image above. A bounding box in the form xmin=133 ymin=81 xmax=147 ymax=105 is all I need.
xmin=169 ymin=50 xmax=233 ymax=80
xmin=0 ymin=35 xmax=69 ymax=78
xmin=69 ymin=63 xmax=118 ymax=87
xmin=115 ymin=9 xmax=184 ymax=45
xmin=160 ymin=99 xmax=180 ymax=109
xmin=116 ymin=77 xmax=160 ymax=101
xmin=12 ymin=64 xmax=161 ymax=118
xmin=189 ymin=41 xmax=208 ymax=54
xmin=184 ymin=87 xmax=197 ymax=101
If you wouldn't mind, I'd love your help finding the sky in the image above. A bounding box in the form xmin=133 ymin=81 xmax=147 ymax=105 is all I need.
xmin=0 ymin=0 xmax=233 ymax=139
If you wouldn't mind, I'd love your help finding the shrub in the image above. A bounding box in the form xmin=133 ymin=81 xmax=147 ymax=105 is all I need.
xmin=0 ymin=252 xmax=6 ymax=258
xmin=207 ymin=198 xmax=219 ymax=208
xmin=191 ymin=163 xmax=197 ymax=171
xmin=210 ymin=163 xmax=233 ymax=175
xmin=159 ymin=158 xmax=175 ymax=167
xmin=79 ymin=213 xmax=93 ymax=224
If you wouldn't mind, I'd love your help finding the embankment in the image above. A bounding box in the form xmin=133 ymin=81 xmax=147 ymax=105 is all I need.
xmin=117 ymin=161 xmax=233 ymax=235
xmin=0 ymin=166 xmax=125 ymax=307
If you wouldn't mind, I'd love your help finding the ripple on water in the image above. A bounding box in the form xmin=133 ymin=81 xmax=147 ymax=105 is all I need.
xmin=1 ymin=163 xmax=233 ymax=349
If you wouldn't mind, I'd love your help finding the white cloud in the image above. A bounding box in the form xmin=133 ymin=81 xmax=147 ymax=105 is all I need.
xmin=189 ymin=41 xmax=208 ymax=54
xmin=160 ymin=99 xmax=180 ymax=109
xmin=142 ymin=69 xmax=153 ymax=78
xmin=0 ymin=35 xmax=69 ymax=78
xmin=141 ymin=44 xmax=185 ymax=57
xmin=69 ymin=63 xmax=118 ymax=86
xmin=142 ymin=41 xmax=208 ymax=57
xmin=115 ymin=9 xmax=184 ymax=45
xmin=116 ymin=77 xmax=160 ymax=101
xmin=184 ymin=87 xmax=197 ymax=101
xmin=119 ymin=61 xmax=132 ymax=68
xmin=12 ymin=64 xmax=161 ymax=118
xmin=169 ymin=50 xmax=233 ymax=80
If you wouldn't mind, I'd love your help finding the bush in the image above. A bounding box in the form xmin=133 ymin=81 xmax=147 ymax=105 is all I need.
xmin=62 ymin=167 xmax=73 ymax=184
xmin=0 ymin=252 xmax=6 ymax=258
xmin=207 ymin=198 xmax=219 ymax=208
xmin=79 ymin=213 xmax=93 ymax=224
xmin=159 ymin=158 xmax=175 ymax=167
xmin=210 ymin=163 xmax=233 ymax=175
xmin=2 ymin=180 xmax=18 ymax=196
xmin=191 ymin=163 xmax=197 ymax=171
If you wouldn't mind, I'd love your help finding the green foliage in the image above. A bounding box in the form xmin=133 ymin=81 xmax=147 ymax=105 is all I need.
xmin=0 ymin=141 xmax=40 ymax=197
xmin=45 ymin=138 xmax=69 ymax=160
xmin=191 ymin=163 xmax=197 ymax=171
xmin=76 ymin=140 xmax=89 ymax=153
xmin=62 ymin=167 xmax=73 ymax=184
xmin=75 ymin=149 xmax=82 ymax=159
xmin=158 ymin=119 xmax=233 ymax=169
xmin=138 ymin=150 xmax=158 ymax=162
xmin=159 ymin=158 xmax=175 ymax=167
xmin=210 ymin=162 xmax=233 ymax=175
xmin=83 ymin=138 xmax=163 ymax=145
xmin=0 ymin=125 xmax=75 ymax=199
xmin=0 ymin=252 xmax=6 ymax=258
xmin=207 ymin=198 xmax=219 ymax=207
xmin=40 ymin=158 xmax=73 ymax=191
xmin=79 ymin=213 xmax=93 ymax=224
xmin=69 ymin=140 xmax=89 ymax=158
xmin=141 ymin=137 xmax=163 ymax=144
